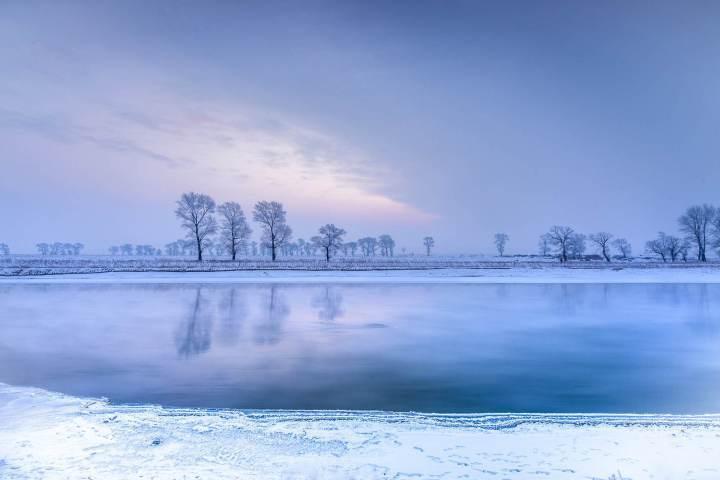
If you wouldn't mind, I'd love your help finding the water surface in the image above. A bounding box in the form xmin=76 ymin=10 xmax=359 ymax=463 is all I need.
xmin=1 ymin=282 xmax=719 ymax=413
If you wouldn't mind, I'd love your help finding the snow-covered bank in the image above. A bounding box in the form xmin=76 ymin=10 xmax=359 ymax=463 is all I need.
xmin=1 ymin=384 xmax=719 ymax=480
xmin=1 ymin=267 xmax=720 ymax=284
xmin=2 ymin=255 xmax=720 ymax=279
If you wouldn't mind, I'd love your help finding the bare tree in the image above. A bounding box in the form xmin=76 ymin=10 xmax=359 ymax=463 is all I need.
xmin=494 ymin=233 xmax=509 ymax=256
xmin=547 ymin=226 xmax=574 ymax=262
xmin=645 ymin=236 xmax=667 ymax=262
xmin=346 ymin=241 xmax=358 ymax=256
xmin=645 ymin=232 xmax=683 ymax=262
xmin=665 ymin=234 xmax=685 ymax=262
xmin=611 ymin=238 xmax=631 ymax=259
xmin=538 ymin=234 xmax=552 ymax=256
xmin=218 ymin=201 xmax=251 ymax=261
xmin=678 ymin=204 xmax=716 ymax=262
xmin=253 ymin=201 xmax=292 ymax=261
xmin=712 ymin=214 xmax=720 ymax=256
xmin=589 ymin=232 xmax=613 ymax=262
xmin=378 ymin=234 xmax=396 ymax=256
xmin=423 ymin=236 xmax=435 ymax=256
xmin=175 ymin=192 xmax=217 ymax=261
xmin=679 ymin=238 xmax=691 ymax=262
xmin=358 ymin=237 xmax=378 ymax=256
xmin=312 ymin=224 xmax=346 ymax=261
xmin=567 ymin=233 xmax=586 ymax=259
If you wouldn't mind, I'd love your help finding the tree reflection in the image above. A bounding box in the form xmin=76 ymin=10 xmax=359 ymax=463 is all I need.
xmin=254 ymin=285 xmax=289 ymax=345
xmin=217 ymin=287 xmax=245 ymax=346
xmin=175 ymin=288 xmax=213 ymax=357
xmin=312 ymin=286 xmax=344 ymax=322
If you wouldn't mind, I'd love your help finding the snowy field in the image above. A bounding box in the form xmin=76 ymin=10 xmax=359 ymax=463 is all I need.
xmin=2 ymin=266 xmax=720 ymax=284
xmin=2 ymin=254 xmax=719 ymax=277
xmin=2 ymin=383 xmax=720 ymax=480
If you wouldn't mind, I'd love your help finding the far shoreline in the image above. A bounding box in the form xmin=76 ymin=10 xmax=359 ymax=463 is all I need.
xmin=2 ymin=265 xmax=719 ymax=284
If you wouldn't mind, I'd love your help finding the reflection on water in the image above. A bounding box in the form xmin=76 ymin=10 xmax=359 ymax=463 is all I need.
xmin=175 ymin=289 xmax=212 ymax=357
xmin=312 ymin=287 xmax=343 ymax=322
xmin=217 ymin=288 xmax=244 ymax=347
xmin=1 ymin=283 xmax=719 ymax=413
xmin=254 ymin=286 xmax=289 ymax=345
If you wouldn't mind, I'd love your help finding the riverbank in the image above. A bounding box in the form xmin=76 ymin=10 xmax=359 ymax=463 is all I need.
xmin=1 ymin=383 xmax=719 ymax=480
xmin=1 ymin=266 xmax=719 ymax=283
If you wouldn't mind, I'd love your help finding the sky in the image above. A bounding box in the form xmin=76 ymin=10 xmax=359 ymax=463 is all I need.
xmin=1 ymin=0 xmax=720 ymax=255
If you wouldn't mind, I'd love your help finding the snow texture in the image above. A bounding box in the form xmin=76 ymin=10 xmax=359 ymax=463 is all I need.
xmin=2 ymin=266 xmax=720 ymax=284
xmin=2 ymin=255 xmax=720 ymax=278
xmin=1 ymin=383 xmax=720 ymax=480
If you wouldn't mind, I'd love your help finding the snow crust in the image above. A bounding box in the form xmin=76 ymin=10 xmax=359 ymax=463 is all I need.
xmin=2 ymin=383 xmax=720 ymax=479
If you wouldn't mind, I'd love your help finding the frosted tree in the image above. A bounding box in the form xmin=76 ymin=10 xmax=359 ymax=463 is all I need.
xmin=711 ymin=214 xmax=720 ymax=256
xmin=165 ymin=241 xmax=182 ymax=256
xmin=346 ymin=241 xmax=358 ymax=256
xmin=423 ymin=236 xmax=435 ymax=256
xmin=378 ymin=234 xmax=395 ymax=256
xmin=36 ymin=243 xmax=50 ymax=255
xmin=312 ymin=224 xmax=346 ymax=261
xmin=679 ymin=238 xmax=691 ymax=262
xmin=645 ymin=232 xmax=674 ymax=262
xmin=0 ymin=243 xmax=9 ymax=255
xmin=218 ymin=201 xmax=252 ymax=261
xmin=665 ymin=234 xmax=685 ymax=262
xmin=175 ymin=192 xmax=217 ymax=262
xmin=567 ymin=233 xmax=586 ymax=259
xmin=547 ymin=226 xmax=575 ymax=262
xmin=611 ymin=238 xmax=632 ymax=259
xmin=589 ymin=232 xmax=613 ymax=262
xmin=538 ymin=234 xmax=552 ymax=256
xmin=358 ymin=237 xmax=377 ymax=256
xmin=253 ymin=201 xmax=292 ymax=261
xmin=494 ymin=233 xmax=509 ymax=256
xmin=109 ymin=246 xmax=119 ymax=255
xmin=678 ymin=204 xmax=716 ymax=262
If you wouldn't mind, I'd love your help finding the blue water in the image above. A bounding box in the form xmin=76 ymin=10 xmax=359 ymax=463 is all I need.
xmin=1 ymin=282 xmax=718 ymax=413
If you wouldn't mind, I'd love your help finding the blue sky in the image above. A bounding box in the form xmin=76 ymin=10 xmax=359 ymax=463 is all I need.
xmin=2 ymin=1 xmax=719 ymax=254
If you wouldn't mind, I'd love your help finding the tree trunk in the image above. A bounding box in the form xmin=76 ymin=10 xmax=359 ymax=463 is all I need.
xmin=326 ymin=247 xmax=330 ymax=262
xmin=196 ymin=233 xmax=202 ymax=262
xmin=271 ymin=242 xmax=276 ymax=261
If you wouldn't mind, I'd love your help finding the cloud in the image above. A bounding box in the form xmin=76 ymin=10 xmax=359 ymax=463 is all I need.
xmin=0 ymin=108 xmax=190 ymax=168
xmin=80 ymin=134 xmax=192 ymax=168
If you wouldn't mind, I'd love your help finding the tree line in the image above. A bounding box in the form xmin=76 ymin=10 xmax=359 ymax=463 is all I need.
xmin=6 ymin=198 xmax=718 ymax=263
xmin=171 ymin=192 xmax=415 ymax=262
xmin=35 ymin=242 xmax=85 ymax=256
xmin=525 ymin=204 xmax=720 ymax=263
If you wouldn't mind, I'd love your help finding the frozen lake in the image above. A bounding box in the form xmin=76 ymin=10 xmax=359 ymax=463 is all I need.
xmin=2 ymin=282 xmax=719 ymax=413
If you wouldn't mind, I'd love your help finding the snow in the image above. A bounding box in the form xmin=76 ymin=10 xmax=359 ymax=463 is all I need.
xmin=1 ymin=383 xmax=719 ymax=479
xmin=1 ymin=266 xmax=720 ymax=284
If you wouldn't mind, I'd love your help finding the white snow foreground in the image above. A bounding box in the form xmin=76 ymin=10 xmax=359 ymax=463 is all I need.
xmin=1 ymin=384 xmax=720 ymax=480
